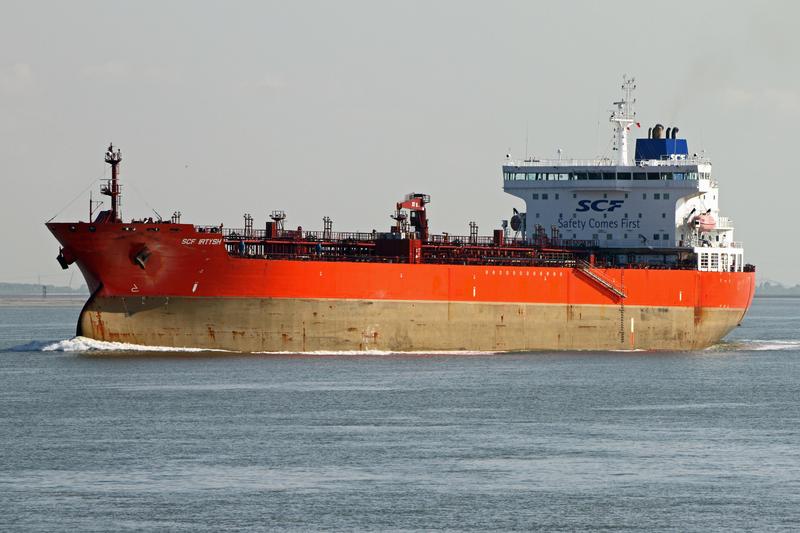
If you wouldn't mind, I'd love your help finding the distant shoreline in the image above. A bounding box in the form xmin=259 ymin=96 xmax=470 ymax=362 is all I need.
xmin=0 ymin=295 xmax=87 ymax=307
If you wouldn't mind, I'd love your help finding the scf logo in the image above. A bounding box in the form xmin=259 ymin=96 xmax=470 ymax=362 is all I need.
xmin=576 ymin=200 xmax=624 ymax=212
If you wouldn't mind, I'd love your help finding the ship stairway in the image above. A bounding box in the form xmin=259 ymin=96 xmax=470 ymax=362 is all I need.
xmin=574 ymin=260 xmax=627 ymax=299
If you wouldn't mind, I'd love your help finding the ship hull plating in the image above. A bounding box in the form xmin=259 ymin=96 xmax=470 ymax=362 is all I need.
xmin=79 ymin=295 xmax=747 ymax=352
xmin=48 ymin=222 xmax=755 ymax=352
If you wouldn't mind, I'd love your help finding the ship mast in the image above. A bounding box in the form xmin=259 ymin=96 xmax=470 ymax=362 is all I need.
xmin=102 ymin=143 xmax=123 ymax=222
xmin=610 ymin=76 xmax=637 ymax=166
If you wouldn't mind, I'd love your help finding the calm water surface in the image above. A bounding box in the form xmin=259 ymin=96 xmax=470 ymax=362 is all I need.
xmin=1 ymin=298 xmax=799 ymax=531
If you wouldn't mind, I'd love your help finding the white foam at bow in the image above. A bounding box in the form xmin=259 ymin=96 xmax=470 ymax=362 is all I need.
xmin=41 ymin=336 xmax=227 ymax=352
xmin=39 ymin=337 xmax=501 ymax=355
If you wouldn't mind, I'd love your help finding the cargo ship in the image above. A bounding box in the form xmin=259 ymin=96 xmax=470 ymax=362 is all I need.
xmin=47 ymin=79 xmax=755 ymax=352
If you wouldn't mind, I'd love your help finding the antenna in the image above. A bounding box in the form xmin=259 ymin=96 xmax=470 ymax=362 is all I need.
xmin=525 ymin=122 xmax=529 ymax=160
xmin=609 ymin=76 xmax=637 ymax=165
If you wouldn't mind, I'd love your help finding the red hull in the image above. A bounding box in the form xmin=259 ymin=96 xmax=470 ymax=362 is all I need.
xmin=48 ymin=222 xmax=755 ymax=311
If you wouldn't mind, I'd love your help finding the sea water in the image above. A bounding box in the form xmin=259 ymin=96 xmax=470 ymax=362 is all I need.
xmin=0 ymin=298 xmax=799 ymax=531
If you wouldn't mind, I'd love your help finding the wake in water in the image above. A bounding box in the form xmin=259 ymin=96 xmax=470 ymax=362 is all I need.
xmin=736 ymin=339 xmax=800 ymax=351
xmin=12 ymin=336 xmax=798 ymax=355
xmin=710 ymin=339 xmax=800 ymax=352
xmin=14 ymin=336 xmax=500 ymax=356
xmin=41 ymin=337 xmax=228 ymax=353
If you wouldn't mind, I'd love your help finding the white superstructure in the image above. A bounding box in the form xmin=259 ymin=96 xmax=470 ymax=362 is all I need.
xmin=502 ymin=78 xmax=744 ymax=273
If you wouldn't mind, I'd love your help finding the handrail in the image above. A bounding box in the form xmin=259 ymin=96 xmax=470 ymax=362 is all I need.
xmin=505 ymin=155 xmax=712 ymax=167
xmin=574 ymin=260 xmax=627 ymax=298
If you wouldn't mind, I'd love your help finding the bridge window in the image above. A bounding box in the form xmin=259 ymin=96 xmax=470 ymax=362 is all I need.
xmin=532 ymin=193 xmax=539 ymax=199
xmin=542 ymin=193 xmax=549 ymax=200
xmin=648 ymin=172 xmax=661 ymax=180
xmin=588 ymin=173 xmax=601 ymax=180
xmin=602 ymin=172 xmax=615 ymax=180
xmin=633 ymin=172 xmax=646 ymax=180
xmin=618 ymin=172 xmax=632 ymax=180
xmin=663 ymin=193 xmax=670 ymax=199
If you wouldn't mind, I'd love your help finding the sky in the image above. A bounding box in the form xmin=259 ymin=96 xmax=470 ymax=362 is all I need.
xmin=1 ymin=0 xmax=798 ymax=285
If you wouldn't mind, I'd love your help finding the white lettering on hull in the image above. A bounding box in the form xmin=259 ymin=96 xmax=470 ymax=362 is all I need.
xmin=181 ymin=238 xmax=223 ymax=245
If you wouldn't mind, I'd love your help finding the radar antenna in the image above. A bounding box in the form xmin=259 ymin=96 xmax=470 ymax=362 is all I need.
xmin=609 ymin=76 xmax=638 ymax=166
